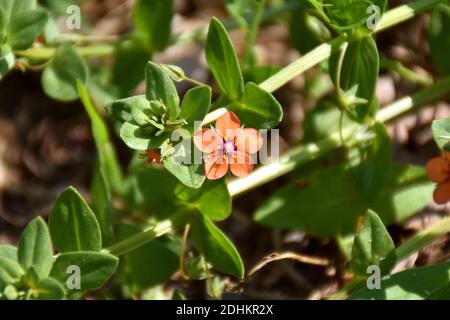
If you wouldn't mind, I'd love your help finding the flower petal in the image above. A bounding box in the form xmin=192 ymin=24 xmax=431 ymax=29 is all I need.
xmin=235 ymin=128 xmax=263 ymax=154
xmin=204 ymin=152 xmax=228 ymax=180
xmin=193 ymin=128 xmax=222 ymax=153
xmin=426 ymin=157 xmax=449 ymax=183
xmin=216 ymin=111 xmax=240 ymax=140
xmin=230 ymin=151 xmax=254 ymax=178
xmin=433 ymin=181 xmax=450 ymax=204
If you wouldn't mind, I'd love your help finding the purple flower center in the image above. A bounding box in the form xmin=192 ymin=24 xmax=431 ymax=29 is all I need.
xmin=222 ymin=140 xmax=236 ymax=158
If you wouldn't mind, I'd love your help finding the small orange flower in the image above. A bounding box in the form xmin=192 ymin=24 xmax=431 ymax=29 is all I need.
xmin=193 ymin=112 xmax=263 ymax=180
xmin=426 ymin=151 xmax=450 ymax=204
xmin=142 ymin=149 xmax=161 ymax=165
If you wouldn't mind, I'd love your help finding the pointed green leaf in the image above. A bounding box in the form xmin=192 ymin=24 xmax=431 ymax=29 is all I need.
xmin=181 ymin=86 xmax=212 ymax=134
xmin=146 ymin=62 xmax=180 ymax=120
xmin=0 ymin=256 xmax=24 ymax=286
xmin=49 ymin=187 xmax=102 ymax=253
xmin=0 ymin=245 xmax=17 ymax=261
xmin=329 ymin=34 xmax=379 ymax=122
xmin=206 ymin=17 xmax=244 ymax=100
xmin=90 ymin=168 xmax=114 ymax=245
xmin=18 ymin=217 xmax=53 ymax=278
xmin=132 ymin=0 xmax=173 ymax=52
xmin=350 ymin=210 xmax=396 ymax=277
xmin=191 ymin=214 xmax=244 ymax=279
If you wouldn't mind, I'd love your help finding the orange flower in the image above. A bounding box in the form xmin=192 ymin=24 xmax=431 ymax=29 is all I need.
xmin=193 ymin=112 xmax=263 ymax=180
xmin=140 ymin=149 xmax=161 ymax=165
xmin=426 ymin=151 xmax=450 ymax=204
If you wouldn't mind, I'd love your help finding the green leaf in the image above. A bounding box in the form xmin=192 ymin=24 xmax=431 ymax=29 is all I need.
xmin=190 ymin=214 xmax=244 ymax=279
xmin=206 ymin=17 xmax=244 ymax=100
xmin=42 ymin=45 xmax=88 ymax=102
xmin=7 ymin=9 xmax=49 ymax=50
xmin=431 ymin=118 xmax=450 ymax=151
xmin=175 ymin=179 xmax=231 ymax=221
xmin=78 ymin=81 xmax=123 ymax=194
xmin=254 ymin=164 xmax=433 ymax=237
xmin=426 ymin=283 xmax=450 ymax=300
xmin=350 ymin=210 xmax=395 ymax=277
xmin=181 ymin=86 xmax=212 ymax=134
xmin=120 ymin=121 xmax=170 ymax=151
xmin=164 ymin=159 xmax=205 ymax=189
xmin=32 ymin=277 xmax=65 ymax=300
xmin=289 ymin=2 xmax=331 ymax=54
xmin=49 ymin=187 xmax=102 ymax=253
xmin=1 ymin=0 xmax=37 ymax=19
xmin=349 ymin=260 xmax=450 ymax=300
xmin=357 ymin=123 xmax=392 ymax=204
xmin=125 ymin=166 xmax=185 ymax=219
xmin=90 ymin=168 xmax=114 ymax=245
xmin=0 ymin=245 xmax=17 ymax=261
xmin=0 ymin=256 xmax=24 ymax=286
xmin=132 ymin=0 xmax=173 ymax=52
xmin=106 ymin=95 xmax=149 ymax=124
xmin=428 ymin=4 xmax=450 ymax=76
xmin=50 ymin=251 xmax=118 ymax=299
xmin=146 ymin=62 xmax=180 ymax=120
xmin=17 ymin=217 xmax=53 ymax=278
xmin=117 ymin=224 xmax=179 ymax=290
xmin=111 ymin=39 xmax=151 ymax=96
xmin=233 ymin=82 xmax=283 ymax=129
xmin=329 ymin=34 xmax=379 ymax=122
xmin=0 ymin=45 xmax=14 ymax=80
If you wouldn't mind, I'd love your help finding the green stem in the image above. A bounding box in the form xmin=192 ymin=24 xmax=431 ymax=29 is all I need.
xmin=105 ymin=220 xmax=173 ymax=256
xmin=227 ymin=76 xmax=450 ymax=197
xmin=15 ymin=45 xmax=116 ymax=60
xmin=203 ymin=0 xmax=444 ymax=125
xmin=380 ymin=58 xmax=433 ymax=86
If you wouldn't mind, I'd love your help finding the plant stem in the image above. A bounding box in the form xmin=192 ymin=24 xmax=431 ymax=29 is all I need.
xmin=203 ymin=0 xmax=444 ymax=125
xmin=243 ymin=0 xmax=267 ymax=67
xmin=105 ymin=219 xmax=173 ymax=256
xmin=227 ymin=76 xmax=450 ymax=197
xmin=380 ymin=58 xmax=433 ymax=86
xmin=15 ymin=45 xmax=117 ymax=60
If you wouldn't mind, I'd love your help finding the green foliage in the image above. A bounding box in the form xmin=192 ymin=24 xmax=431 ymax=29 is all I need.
xmin=17 ymin=217 xmax=53 ymax=279
xmin=117 ymin=224 xmax=179 ymax=290
xmin=428 ymin=4 xmax=450 ymax=76
xmin=254 ymin=163 xmax=433 ymax=237
xmin=349 ymin=260 xmax=450 ymax=300
xmin=206 ymin=17 xmax=244 ymax=100
xmin=357 ymin=123 xmax=392 ymax=204
xmin=132 ymin=0 xmax=173 ymax=52
xmin=175 ymin=180 xmax=232 ymax=221
xmin=190 ymin=213 xmax=244 ymax=279
xmin=350 ymin=210 xmax=395 ymax=277
xmin=78 ymin=81 xmax=123 ymax=194
xmin=180 ymin=86 xmax=212 ymax=134
xmin=42 ymin=45 xmax=88 ymax=102
xmin=431 ymin=118 xmax=450 ymax=151
xmin=50 ymin=251 xmax=118 ymax=299
xmin=329 ymin=33 xmax=379 ymax=122
xmin=232 ymin=82 xmax=283 ymax=129
xmin=49 ymin=187 xmax=102 ymax=253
